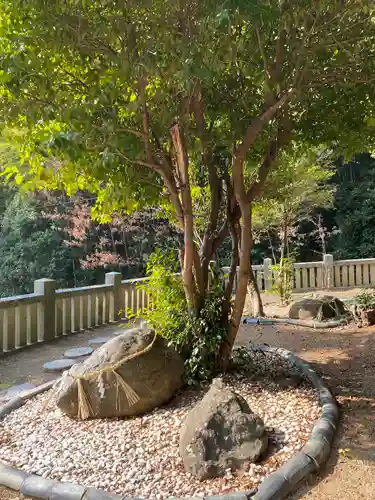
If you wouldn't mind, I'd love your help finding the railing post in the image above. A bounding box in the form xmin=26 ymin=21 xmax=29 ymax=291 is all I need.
xmin=105 ymin=272 xmax=122 ymax=321
xmin=263 ymin=258 xmax=272 ymax=291
xmin=323 ymin=254 xmax=334 ymax=290
xmin=34 ymin=279 xmax=56 ymax=342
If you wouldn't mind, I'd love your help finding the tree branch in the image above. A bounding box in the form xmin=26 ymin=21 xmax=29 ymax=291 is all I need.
xmin=234 ymin=88 xmax=295 ymax=164
xmin=139 ymin=77 xmax=154 ymax=166
xmin=191 ymin=79 xmax=222 ymax=291
xmin=246 ymin=120 xmax=292 ymax=202
xmin=115 ymin=150 xmax=162 ymax=171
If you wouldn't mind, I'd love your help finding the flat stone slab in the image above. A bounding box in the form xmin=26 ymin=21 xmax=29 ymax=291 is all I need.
xmin=110 ymin=327 xmax=129 ymax=336
xmin=64 ymin=347 xmax=94 ymax=358
xmin=0 ymin=383 xmax=36 ymax=403
xmin=88 ymin=336 xmax=113 ymax=346
xmin=43 ymin=359 xmax=76 ymax=373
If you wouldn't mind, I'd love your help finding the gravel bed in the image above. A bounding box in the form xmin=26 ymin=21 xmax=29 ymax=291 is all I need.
xmin=0 ymin=352 xmax=321 ymax=499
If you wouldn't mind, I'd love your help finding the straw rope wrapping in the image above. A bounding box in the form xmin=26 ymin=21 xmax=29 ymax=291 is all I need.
xmin=45 ymin=332 xmax=157 ymax=420
xmin=72 ymin=332 xmax=158 ymax=419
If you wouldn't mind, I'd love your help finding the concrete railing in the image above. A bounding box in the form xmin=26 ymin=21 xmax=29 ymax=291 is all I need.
xmin=2 ymin=254 xmax=375 ymax=355
xmin=0 ymin=273 xmax=149 ymax=355
xmin=224 ymin=254 xmax=375 ymax=293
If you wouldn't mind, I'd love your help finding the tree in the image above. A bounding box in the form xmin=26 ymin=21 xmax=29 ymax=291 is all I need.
xmin=0 ymin=191 xmax=75 ymax=296
xmin=248 ymin=145 xmax=334 ymax=311
xmin=254 ymin=145 xmax=335 ymax=262
xmin=0 ymin=0 xmax=375 ymax=368
xmin=329 ymin=153 xmax=375 ymax=258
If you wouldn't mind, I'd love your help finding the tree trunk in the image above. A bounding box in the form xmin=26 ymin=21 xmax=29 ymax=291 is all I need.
xmin=247 ymin=264 xmax=264 ymax=317
xmin=222 ymin=213 xmax=239 ymax=322
xmin=220 ymin=202 xmax=252 ymax=369
xmin=280 ymin=209 xmax=288 ymax=261
xmin=171 ymin=124 xmax=197 ymax=312
xmin=267 ymin=229 xmax=277 ymax=264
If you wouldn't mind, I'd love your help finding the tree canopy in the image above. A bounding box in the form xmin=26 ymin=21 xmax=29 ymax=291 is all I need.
xmin=1 ymin=0 xmax=375 ymax=365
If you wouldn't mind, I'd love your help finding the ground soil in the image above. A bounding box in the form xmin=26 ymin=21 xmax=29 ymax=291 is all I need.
xmin=236 ymin=320 xmax=375 ymax=499
xmin=1 ymin=290 xmax=375 ymax=499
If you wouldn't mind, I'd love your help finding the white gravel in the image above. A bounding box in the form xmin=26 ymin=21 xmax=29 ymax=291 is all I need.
xmin=0 ymin=356 xmax=321 ymax=499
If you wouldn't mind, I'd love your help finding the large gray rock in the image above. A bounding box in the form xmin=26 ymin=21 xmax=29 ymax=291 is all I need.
xmin=56 ymin=328 xmax=184 ymax=419
xmin=180 ymin=378 xmax=268 ymax=479
xmin=289 ymin=295 xmax=346 ymax=321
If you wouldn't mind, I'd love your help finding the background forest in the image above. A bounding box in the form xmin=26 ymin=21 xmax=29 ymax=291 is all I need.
xmin=0 ymin=152 xmax=373 ymax=298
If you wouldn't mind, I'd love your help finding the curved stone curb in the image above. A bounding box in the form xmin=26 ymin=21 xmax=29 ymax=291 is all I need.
xmin=0 ymin=379 xmax=58 ymax=419
xmin=0 ymin=348 xmax=338 ymax=500
xmin=252 ymin=346 xmax=339 ymax=500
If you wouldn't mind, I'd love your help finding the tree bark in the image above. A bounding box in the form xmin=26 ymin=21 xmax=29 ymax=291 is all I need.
xmin=220 ymin=201 xmax=252 ymax=369
xmin=191 ymin=81 xmax=221 ymax=293
xmin=171 ymin=124 xmax=197 ymax=312
xmin=219 ymin=118 xmax=291 ymax=368
xmin=222 ymin=208 xmax=239 ymax=323
xmin=280 ymin=208 xmax=288 ymax=261
xmin=247 ymin=264 xmax=265 ymax=317
xmin=267 ymin=229 xmax=277 ymax=264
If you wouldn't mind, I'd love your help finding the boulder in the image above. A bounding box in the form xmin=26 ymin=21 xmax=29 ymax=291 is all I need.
xmin=180 ymin=379 xmax=268 ymax=479
xmin=56 ymin=328 xmax=184 ymax=419
xmin=289 ymin=295 xmax=346 ymax=321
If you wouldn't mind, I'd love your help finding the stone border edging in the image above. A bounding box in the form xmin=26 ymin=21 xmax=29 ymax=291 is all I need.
xmin=243 ymin=316 xmax=348 ymax=329
xmin=0 ymin=348 xmax=338 ymax=500
xmin=252 ymin=346 xmax=339 ymax=500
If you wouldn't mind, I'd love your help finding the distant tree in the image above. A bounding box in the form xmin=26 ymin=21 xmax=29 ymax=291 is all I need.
xmin=254 ymin=145 xmax=335 ymax=262
xmin=0 ymin=192 xmax=74 ymax=296
xmin=329 ymin=153 xmax=375 ymax=259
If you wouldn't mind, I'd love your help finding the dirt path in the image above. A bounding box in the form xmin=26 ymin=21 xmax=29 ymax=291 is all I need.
xmin=0 ymin=323 xmax=136 ymax=392
xmin=237 ymin=322 xmax=375 ymax=499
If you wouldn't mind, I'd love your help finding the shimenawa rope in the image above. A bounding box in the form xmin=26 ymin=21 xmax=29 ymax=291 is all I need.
xmin=46 ymin=332 xmax=157 ymax=420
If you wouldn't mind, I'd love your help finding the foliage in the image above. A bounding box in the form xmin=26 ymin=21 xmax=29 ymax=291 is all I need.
xmin=137 ymin=250 xmax=228 ymax=384
xmin=329 ymin=154 xmax=375 ymax=259
xmin=0 ymin=0 xmax=375 ymax=365
xmin=0 ymin=191 xmax=74 ymax=296
xmin=0 ymin=180 xmax=181 ymax=295
xmin=354 ymin=288 xmax=375 ymax=311
xmin=253 ymin=145 xmax=335 ymax=262
xmin=135 ymin=248 xmax=184 ymax=333
xmin=251 ymin=152 xmax=375 ymax=264
xmin=270 ymin=257 xmax=295 ymax=305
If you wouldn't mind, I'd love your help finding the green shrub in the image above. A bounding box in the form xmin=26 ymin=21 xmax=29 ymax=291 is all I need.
xmin=270 ymin=257 xmax=294 ymax=305
xmin=354 ymin=288 xmax=375 ymax=310
xmin=135 ymin=249 xmax=228 ymax=384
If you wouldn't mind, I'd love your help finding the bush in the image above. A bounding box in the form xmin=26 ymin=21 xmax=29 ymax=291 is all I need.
xmin=354 ymin=288 xmax=375 ymax=311
xmin=270 ymin=257 xmax=294 ymax=305
xmin=135 ymin=249 xmax=228 ymax=384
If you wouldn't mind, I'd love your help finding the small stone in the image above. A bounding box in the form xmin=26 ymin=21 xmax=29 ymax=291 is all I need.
xmin=64 ymin=347 xmax=94 ymax=358
xmin=88 ymin=336 xmax=114 ymax=346
xmin=43 ymin=359 xmax=76 ymax=372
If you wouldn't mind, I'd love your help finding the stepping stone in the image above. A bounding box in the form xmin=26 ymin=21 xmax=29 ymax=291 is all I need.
xmin=64 ymin=347 xmax=94 ymax=359
xmin=110 ymin=327 xmax=132 ymax=336
xmin=43 ymin=359 xmax=76 ymax=373
xmin=88 ymin=336 xmax=113 ymax=346
xmin=0 ymin=383 xmax=36 ymax=403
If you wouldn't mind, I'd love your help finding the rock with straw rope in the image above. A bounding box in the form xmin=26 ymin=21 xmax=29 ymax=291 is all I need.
xmin=55 ymin=327 xmax=184 ymax=419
